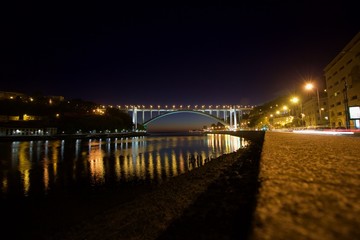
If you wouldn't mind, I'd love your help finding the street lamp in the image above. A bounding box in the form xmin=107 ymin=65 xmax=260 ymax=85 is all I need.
xmin=290 ymin=96 xmax=303 ymax=126
xmin=290 ymin=97 xmax=301 ymax=114
xmin=305 ymin=82 xmax=321 ymax=125
xmin=283 ymin=105 xmax=290 ymax=116
xmin=343 ymin=80 xmax=350 ymax=129
xmin=290 ymin=96 xmax=299 ymax=104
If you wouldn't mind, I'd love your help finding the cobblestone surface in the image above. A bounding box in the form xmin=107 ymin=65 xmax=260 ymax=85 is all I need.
xmin=251 ymin=132 xmax=360 ymax=240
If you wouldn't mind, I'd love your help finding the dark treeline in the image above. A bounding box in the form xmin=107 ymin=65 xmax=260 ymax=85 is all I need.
xmin=56 ymin=109 xmax=133 ymax=133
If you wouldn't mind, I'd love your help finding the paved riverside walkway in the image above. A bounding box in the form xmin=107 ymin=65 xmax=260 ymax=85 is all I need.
xmin=251 ymin=131 xmax=360 ymax=240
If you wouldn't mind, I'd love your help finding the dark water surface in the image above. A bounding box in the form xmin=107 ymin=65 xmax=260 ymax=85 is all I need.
xmin=0 ymin=133 xmax=247 ymax=239
xmin=0 ymin=134 xmax=246 ymax=199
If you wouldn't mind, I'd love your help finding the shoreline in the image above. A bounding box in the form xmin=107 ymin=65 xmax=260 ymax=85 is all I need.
xmin=0 ymin=130 xmax=262 ymax=142
xmin=0 ymin=132 xmax=148 ymax=142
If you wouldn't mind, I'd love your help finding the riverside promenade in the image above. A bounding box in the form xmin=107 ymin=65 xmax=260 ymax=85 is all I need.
xmin=251 ymin=131 xmax=360 ymax=240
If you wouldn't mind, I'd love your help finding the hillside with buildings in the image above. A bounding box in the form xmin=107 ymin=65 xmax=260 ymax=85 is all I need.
xmin=0 ymin=91 xmax=133 ymax=136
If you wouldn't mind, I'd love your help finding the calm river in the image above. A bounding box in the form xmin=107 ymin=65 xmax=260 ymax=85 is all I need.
xmin=0 ymin=133 xmax=247 ymax=200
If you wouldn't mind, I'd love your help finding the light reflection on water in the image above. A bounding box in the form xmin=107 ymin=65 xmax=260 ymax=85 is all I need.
xmin=0 ymin=134 xmax=247 ymax=199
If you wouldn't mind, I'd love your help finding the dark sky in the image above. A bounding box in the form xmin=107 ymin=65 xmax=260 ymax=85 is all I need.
xmin=1 ymin=1 xmax=359 ymax=106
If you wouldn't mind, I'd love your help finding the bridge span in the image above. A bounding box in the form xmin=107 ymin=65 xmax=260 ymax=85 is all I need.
xmin=118 ymin=105 xmax=254 ymax=130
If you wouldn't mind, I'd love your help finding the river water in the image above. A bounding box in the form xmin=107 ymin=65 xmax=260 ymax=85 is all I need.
xmin=0 ymin=133 xmax=247 ymax=200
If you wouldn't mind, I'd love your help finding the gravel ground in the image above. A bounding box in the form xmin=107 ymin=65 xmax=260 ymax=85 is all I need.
xmin=251 ymin=132 xmax=360 ymax=240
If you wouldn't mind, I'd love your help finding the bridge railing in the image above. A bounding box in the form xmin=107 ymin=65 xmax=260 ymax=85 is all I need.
xmin=117 ymin=104 xmax=255 ymax=111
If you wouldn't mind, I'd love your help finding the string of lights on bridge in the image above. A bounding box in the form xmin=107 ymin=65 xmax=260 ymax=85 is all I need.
xmin=99 ymin=104 xmax=256 ymax=110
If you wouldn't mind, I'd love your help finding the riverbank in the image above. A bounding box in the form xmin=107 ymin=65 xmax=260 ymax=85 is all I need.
xmin=0 ymin=131 xmax=147 ymax=142
xmin=43 ymin=131 xmax=264 ymax=240
xmin=157 ymin=131 xmax=264 ymax=240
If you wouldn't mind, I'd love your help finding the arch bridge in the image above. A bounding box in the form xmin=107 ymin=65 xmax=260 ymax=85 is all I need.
xmin=118 ymin=104 xmax=254 ymax=130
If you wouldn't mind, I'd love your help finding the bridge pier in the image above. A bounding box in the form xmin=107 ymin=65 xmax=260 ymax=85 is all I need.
xmin=132 ymin=107 xmax=138 ymax=130
xmin=233 ymin=108 xmax=237 ymax=130
xmin=229 ymin=107 xmax=238 ymax=130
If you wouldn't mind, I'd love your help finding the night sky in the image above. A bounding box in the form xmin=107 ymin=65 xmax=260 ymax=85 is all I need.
xmin=1 ymin=1 xmax=359 ymax=107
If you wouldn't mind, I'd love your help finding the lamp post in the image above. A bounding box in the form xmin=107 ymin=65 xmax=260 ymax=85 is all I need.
xmin=290 ymin=97 xmax=301 ymax=114
xmin=343 ymin=80 xmax=350 ymax=129
xmin=283 ymin=105 xmax=289 ymax=116
xmin=305 ymin=83 xmax=321 ymax=126
xmin=290 ymin=96 xmax=303 ymax=126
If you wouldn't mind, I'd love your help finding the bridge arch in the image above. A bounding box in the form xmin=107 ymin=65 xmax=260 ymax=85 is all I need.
xmin=142 ymin=110 xmax=229 ymax=129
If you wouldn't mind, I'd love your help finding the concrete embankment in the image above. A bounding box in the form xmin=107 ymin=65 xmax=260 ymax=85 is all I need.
xmin=251 ymin=131 xmax=360 ymax=240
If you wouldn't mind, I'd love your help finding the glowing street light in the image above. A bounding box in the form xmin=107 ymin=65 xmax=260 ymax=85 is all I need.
xmin=305 ymin=83 xmax=314 ymax=91
xmin=290 ymin=96 xmax=303 ymax=125
xmin=305 ymin=82 xmax=321 ymax=124
xmin=282 ymin=105 xmax=290 ymax=117
xmin=290 ymin=97 xmax=299 ymax=104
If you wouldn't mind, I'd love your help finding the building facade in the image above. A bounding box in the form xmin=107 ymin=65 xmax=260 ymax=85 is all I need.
xmin=324 ymin=32 xmax=360 ymax=129
xmin=302 ymin=92 xmax=329 ymax=127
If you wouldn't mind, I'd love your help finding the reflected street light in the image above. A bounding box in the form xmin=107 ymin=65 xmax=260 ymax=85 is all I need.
xmin=305 ymin=83 xmax=321 ymax=125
